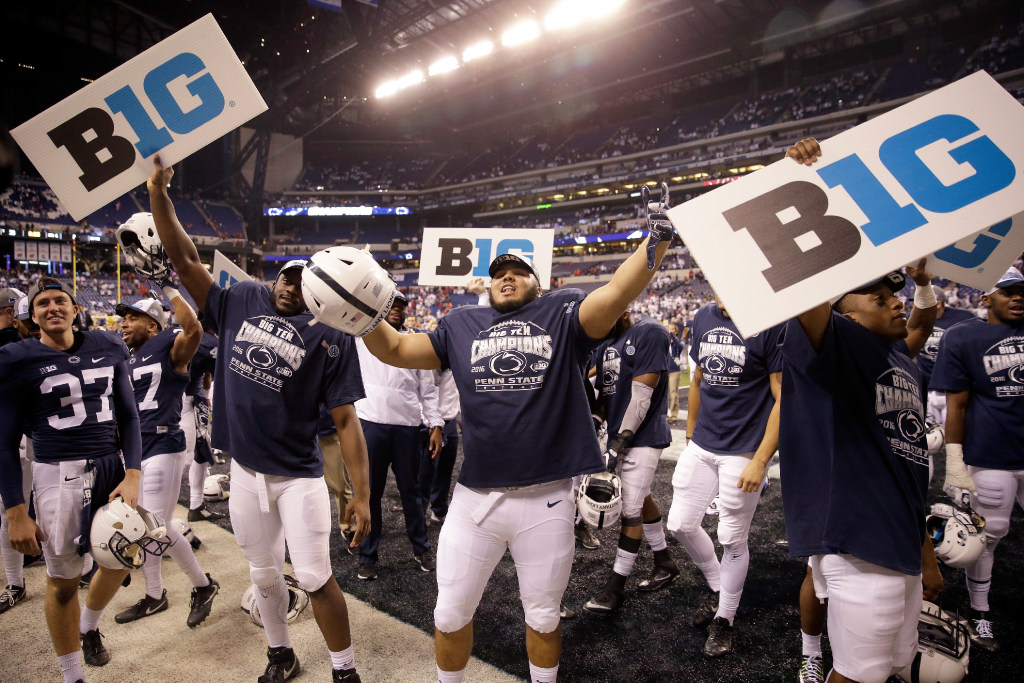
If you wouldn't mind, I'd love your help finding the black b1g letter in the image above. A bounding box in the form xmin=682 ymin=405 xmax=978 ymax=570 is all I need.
xmin=47 ymin=108 xmax=135 ymax=191
xmin=722 ymin=181 xmax=861 ymax=292
xmin=435 ymin=238 xmax=474 ymax=276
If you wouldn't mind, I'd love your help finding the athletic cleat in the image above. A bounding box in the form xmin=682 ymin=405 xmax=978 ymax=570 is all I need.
xmin=428 ymin=510 xmax=444 ymax=524
xmin=706 ymin=496 xmax=720 ymax=515
xmin=187 ymin=574 xmax=219 ymax=628
xmin=638 ymin=562 xmax=680 ymax=592
xmin=415 ymin=552 xmax=436 ymax=572
xmin=0 ymin=584 xmax=26 ymax=613
xmin=692 ymin=590 xmax=719 ymax=628
xmin=799 ymin=653 xmax=824 ymax=683
xmin=81 ymin=629 xmax=110 ymax=667
xmin=114 ymin=589 xmax=169 ymax=623
xmin=187 ymin=502 xmax=224 ymax=522
xmin=22 ymin=553 xmax=43 ymax=567
xmin=559 ymin=603 xmax=576 ymax=619
xmin=258 ymin=646 xmax=300 ymax=683
xmin=574 ymin=520 xmax=600 ymax=550
xmin=332 ymin=667 xmax=362 ymax=682
xmin=969 ymin=611 xmax=1000 ymax=652
xmin=79 ymin=563 xmax=98 ymax=588
xmin=584 ymin=588 xmax=624 ymax=614
xmin=704 ymin=617 xmax=734 ymax=657
xmin=357 ymin=564 xmax=378 ymax=581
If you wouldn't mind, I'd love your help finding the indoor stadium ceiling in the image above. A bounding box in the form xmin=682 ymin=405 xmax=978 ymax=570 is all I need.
xmin=1 ymin=0 xmax=1005 ymax=141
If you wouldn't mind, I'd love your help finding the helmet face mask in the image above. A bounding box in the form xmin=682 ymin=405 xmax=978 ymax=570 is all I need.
xmin=576 ymin=472 xmax=622 ymax=530
xmin=204 ymin=473 xmax=230 ymax=501
xmin=91 ymin=500 xmax=171 ymax=570
xmin=240 ymin=575 xmax=310 ymax=626
xmin=927 ymin=503 xmax=986 ymax=569
xmin=116 ymin=213 xmax=173 ymax=281
xmin=898 ymin=601 xmax=970 ymax=683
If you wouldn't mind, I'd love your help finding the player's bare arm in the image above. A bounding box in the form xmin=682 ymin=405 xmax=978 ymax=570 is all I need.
xmin=331 ymin=403 xmax=372 ymax=546
xmin=738 ymin=371 xmax=782 ymax=493
xmin=168 ymin=291 xmax=202 ymax=373
xmin=903 ymin=258 xmax=937 ymax=358
xmin=362 ymin=321 xmax=442 ymax=370
xmin=147 ymin=156 xmax=213 ymax=311
xmin=922 ymin=537 xmax=944 ymax=601
xmin=686 ymin=364 xmax=703 ymax=441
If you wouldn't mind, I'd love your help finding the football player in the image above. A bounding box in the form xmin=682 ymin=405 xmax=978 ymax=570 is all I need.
xmin=780 ymin=137 xmax=943 ymax=683
xmin=182 ymin=324 xmax=221 ymax=522
xmin=930 ymin=265 xmax=1024 ymax=653
xmin=108 ymin=294 xmax=219 ymax=628
xmin=0 ymin=278 xmax=142 ymax=683
xmin=665 ymin=293 xmax=784 ymax=658
xmin=355 ymin=185 xmax=674 ymax=683
xmin=145 ymin=157 xmax=371 ymax=683
xmin=584 ymin=310 xmax=678 ymax=614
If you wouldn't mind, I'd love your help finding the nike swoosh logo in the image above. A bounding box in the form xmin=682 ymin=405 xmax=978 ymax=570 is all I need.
xmin=547 ymin=500 xmax=562 ymax=508
xmin=91 ymin=357 xmax=104 ymax=363
xmin=142 ymin=355 xmax=153 ymax=362
xmin=144 ymin=602 xmax=163 ymax=615
xmin=64 ymin=476 xmax=79 ymax=482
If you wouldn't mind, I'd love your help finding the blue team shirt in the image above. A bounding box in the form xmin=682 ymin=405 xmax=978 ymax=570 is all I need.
xmin=929 ymin=317 xmax=1024 ymax=470
xmin=185 ymin=331 xmax=218 ymax=398
xmin=688 ymin=304 xmax=784 ymax=454
xmin=205 ymin=281 xmax=365 ymax=477
xmin=427 ymin=288 xmax=605 ymax=488
xmin=780 ymin=312 xmax=929 ymax=575
xmin=129 ymin=328 xmax=189 ymax=458
xmin=596 ymin=317 xmax=671 ymax=449
xmin=915 ymin=307 xmax=976 ymax=390
xmin=0 ymin=330 xmax=140 ymax=507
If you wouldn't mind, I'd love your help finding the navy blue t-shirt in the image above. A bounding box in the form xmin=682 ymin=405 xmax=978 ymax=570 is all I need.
xmin=596 ymin=317 xmax=671 ymax=449
xmin=780 ymin=312 xmax=929 ymax=575
xmin=929 ymin=317 xmax=1024 ymax=470
xmin=427 ymin=288 xmax=605 ymax=487
xmin=915 ymin=307 xmax=976 ymax=390
xmin=689 ymin=303 xmax=784 ymax=454
xmin=185 ymin=331 xmax=218 ymax=399
xmin=129 ymin=328 xmax=189 ymax=458
xmin=0 ymin=331 xmax=140 ymax=507
xmin=205 ymin=281 xmax=365 ymax=477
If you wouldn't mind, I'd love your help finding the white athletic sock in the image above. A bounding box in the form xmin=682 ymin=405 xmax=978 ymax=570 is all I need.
xmin=58 ymin=650 xmax=85 ymax=683
xmin=675 ymin=528 xmax=720 ymax=592
xmin=256 ymin=576 xmax=291 ymax=649
xmin=189 ymin=461 xmax=209 ymax=510
xmin=329 ymin=645 xmax=355 ymax=671
xmin=1 ymin=514 xmax=25 ymax=587
xmin=716 ymin=542 xmax=749 ymax=623
xmin=643 ymin=519 xmax=668 ymax=552
xmin=161 ymin=523 xmax=208 ymax=588
xmin=612 ymin=548 xmax=639 ymax=578
xmin=966 ymin=542 xmax=997 ymax=612
xmin=529 ymin=663 xmax=558 ymax=682
xmin=802 ymin=631 xmax=822 ymax=657
xmin=141 ymin=552 xmax=165 ymax=600
xmin=716 ymin=589 xmax=742 ymax=625
xmin=80 ymin=606 xmax=103 ymax=634
xmin=437 ymin=665 xmax=466 ymax=683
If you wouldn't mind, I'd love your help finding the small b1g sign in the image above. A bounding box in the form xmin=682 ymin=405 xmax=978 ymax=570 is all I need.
xmin=11 ymin=14 xmax=267 ymax=222
xmin=666 ymin=71 xmax=1024 ymax=337
xmin=419 ymin=228 xmax=554 ymax=287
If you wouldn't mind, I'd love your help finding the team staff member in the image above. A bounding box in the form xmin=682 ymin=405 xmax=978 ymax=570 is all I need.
xmin=665 ymin=321 xmax=685 ymax=423
xmin=360 ymin=188 xmax=674 ymax=683
xmin=146 ymin=157 xmax=371 ymax=683
xmin=109 ymin=296 xmax=218 ymax=628
xmin=0 ymin=278 xmax=141 ymax=683
xmin=930 ymin=266 xmax=1024 ymax=653
xmin=584 ymin=311 xmax=678 ymax=614
xmin=666 ymin=295 xmax=784 ymax=658
xmin=780 ymin=137 xmax=942 ymax=683
xmin=354 ymin=292 xmax=443 ymax=580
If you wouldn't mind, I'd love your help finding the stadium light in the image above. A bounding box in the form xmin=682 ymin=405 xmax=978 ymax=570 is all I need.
xmin=545 ymin=0 xmax=625 ymax=31
xmin=501 ymin=19 xmax=540 ymax=48
xmin=375 ymin=80 xmax=399 ymax=98
xmin=397 ymin=69 xmax=425 ymax=89
xmin=429 ymin=56 xmax=460 ymax=76
xmin=463 ymin=40 xmax=494 ymax=63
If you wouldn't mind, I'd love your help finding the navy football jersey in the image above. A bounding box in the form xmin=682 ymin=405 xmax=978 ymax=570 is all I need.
xmin=915 ymin=307 xmax=976 ymax=390
xmin=185 ymin=331 xmax=217 ymax=399
xmin=929 ymin=317 xmax=1024 ymax=470
xmin=205 ymin=281 xmax=364 ymax=477
xmin=780 ymin=312 xmax=928 ymax=576
xmin=0 ymin=331 xmax=141 ymax=508
xmin=596 ymin=317 xmax=671 ymax=449
xmin=129 ymin=328 xmax=189 ymax=458
xmin=427 ymin=288 xmax=605 ymax=488
xmin=688 ymin=303 xmax=784 ymax=454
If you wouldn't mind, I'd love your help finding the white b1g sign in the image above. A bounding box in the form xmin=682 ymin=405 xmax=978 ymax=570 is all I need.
xmin=419 ymin=228 xmax=554 ymax=287
xmin=11 ymin=14 xmax=267 ymax=222
xmin=666 ymin=71 xmax=1024 ymax=337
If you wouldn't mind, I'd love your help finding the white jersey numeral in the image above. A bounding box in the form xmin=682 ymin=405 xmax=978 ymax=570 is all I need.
xmin=132 ymin=363 xmax=162 ymax=411
xmin=40 ymin=367 xmax=115 ymax=430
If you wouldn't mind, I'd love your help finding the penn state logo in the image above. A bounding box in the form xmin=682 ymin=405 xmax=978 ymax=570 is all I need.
xmin=490 ymin=350 xmax=527 ymax=376
xmin=328 ymin=344 xmax=340 ymax=358
xmin=704 ymin=355 xmax=726 ymax=374
xmin=246 ymin=344 xmax=278 ymax=369
xmin=68 ymin=356 xmax=81 ymax=364
xmin=1009 ymin=364 xmax=1024 ymax=385
xmin=897 ymin=409 xmax=926 ymax=442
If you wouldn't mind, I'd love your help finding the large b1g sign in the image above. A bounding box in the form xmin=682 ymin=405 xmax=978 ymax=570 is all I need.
xmin=11 ymin=14 xmax=267 ymax=222
xmin=419 ymin=228 xmax=554 ymax=287
xmin=667 ymin=71 xmax=1024 ymax=337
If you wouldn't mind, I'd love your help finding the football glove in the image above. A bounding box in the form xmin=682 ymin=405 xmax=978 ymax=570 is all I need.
xmin=641 ymin=182 xmax=674 ymax=270
xmin=942 ymin=443 xmax=976 ymax=500
xmin=605 ymin=430 xmax=634 ymax=472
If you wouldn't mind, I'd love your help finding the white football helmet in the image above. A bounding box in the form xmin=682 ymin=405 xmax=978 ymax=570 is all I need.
xmin=926 ymin=423 xmax=945 ymax=456
xmin=576 ymin=471 xmax=622 ymax=530
xmin=204 ymin=473 xmax=230 ymax=501
xmin=240 ymin=575 xmax=311 ymax=627
xmin=897 ymin=601 xmax=970 ymax=683
xmin=90 ymin=499 xmax=171 ymax=570
xmin=116 ymin=212 xmax=172 ymax=281
xmin=927 ymin=503 xmax=986 ymax=569
xmin=301 ymin=246 xmax=397 ymax=337
xmin=170 ymin=517 xmax=201 ymax=550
